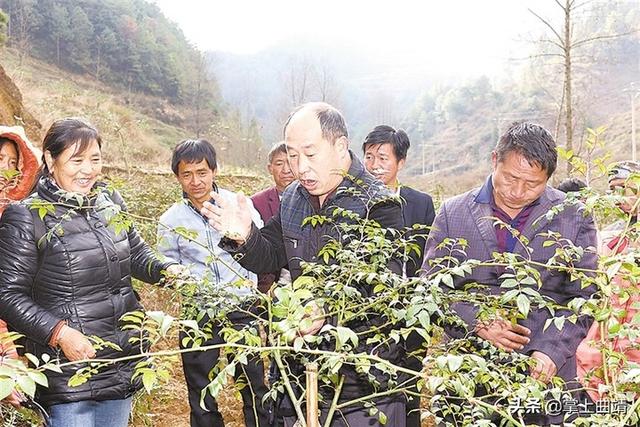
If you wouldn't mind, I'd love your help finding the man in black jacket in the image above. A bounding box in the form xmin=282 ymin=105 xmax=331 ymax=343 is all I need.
xmin=362 ymin=125 xmax=435 ymax=277
xmin=362 ymin=125 xmax=435 ymax=427
xmin=202 ymin=102 xmax=407 ymax=427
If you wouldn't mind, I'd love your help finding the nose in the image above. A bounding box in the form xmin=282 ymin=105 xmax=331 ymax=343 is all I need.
xmin=295 ymin=155 xmax=309 ymax=176
xmin=79 ymin=160 xmax=93 ymax=174
xmin=282 ymin=161 xmax=292 ymax=176
xmin=510 ymin=182 xmax=527 ymax=200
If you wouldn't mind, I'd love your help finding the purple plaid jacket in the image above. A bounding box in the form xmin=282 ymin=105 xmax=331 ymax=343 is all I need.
xmin=421 ymin=178 xmax=598 ymax=382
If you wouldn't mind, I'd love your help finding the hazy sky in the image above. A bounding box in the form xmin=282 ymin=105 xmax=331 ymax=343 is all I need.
xmin=152 ymin=0 xmax=546 ymax=75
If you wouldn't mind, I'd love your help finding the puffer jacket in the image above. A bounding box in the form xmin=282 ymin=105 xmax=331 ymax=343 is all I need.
xmin=0 ymin=177 xmax=173 ymax=406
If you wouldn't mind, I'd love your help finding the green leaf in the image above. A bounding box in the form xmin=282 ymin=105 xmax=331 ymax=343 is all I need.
xmin=142 ymin=370 xmax=156 ymax=393
xmin=25 ymin=353 xmax=40 ymax=367
xmin=516 ymin=294 xmax=530 ymax=318
xmin=27 ymin=371 xmax=48 ymax=387
xmin=16 ymin=374 xmax=36 ymax=397
xmin=0 ymin=378 xmax=14 ymax=400
xmin=378 ymin=410 xmax=388 ymax=425
xmin=441 ymin=274 xmax=454 ymax=289
xmin=553 ymin=316 xmax=566 ymax=331
xmin=447 ymin=355 xmax=463 ymax=372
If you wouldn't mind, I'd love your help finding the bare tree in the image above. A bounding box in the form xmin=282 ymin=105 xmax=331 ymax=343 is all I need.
xmin=314 ymin=63 xmax=339 ymax=103
xmin=7 ymin=0 xmax=35 ymax=66
xmin=286 ymin=55 xmax=312 ymax=106
xmin=529 ymin=0 xmax=639 ymax=174
xmin=192 ymin=52 xmax=211 ymax=138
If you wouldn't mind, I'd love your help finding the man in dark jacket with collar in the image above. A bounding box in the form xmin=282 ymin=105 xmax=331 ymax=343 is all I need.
xmin=422 ymin=122 xmax=598 ymax=424
xmin=202 ymin=102 xmax=406 ymax=427
xmin=362 ymin=125 xmax=435 ymax=427
xmin=251 ymin=141 xmax=295 ymax=292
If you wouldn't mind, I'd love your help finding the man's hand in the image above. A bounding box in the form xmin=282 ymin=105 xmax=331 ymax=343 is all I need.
xmin=530 ymin=351 xmax=557 ymax=384
xmin=298 ymin=301 xmax=325 ymax=337
xmin=58 ymin=326 xmax=96 ymax=362
xmin=201 ymin=192 xmax=252 ymax=243
xmin=165 ymin=264 xmax=188 ymax=277
xmin=475 ymin=318 xmax=531 ymax=351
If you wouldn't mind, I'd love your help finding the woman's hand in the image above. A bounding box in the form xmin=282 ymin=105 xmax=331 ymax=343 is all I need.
xmin=57 ymin=326 xmax=96 ymax=362
xmin=3 ymin=389 xmax=23 ymax=407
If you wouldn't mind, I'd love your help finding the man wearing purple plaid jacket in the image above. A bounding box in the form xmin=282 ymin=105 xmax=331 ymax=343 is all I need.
xmin=422 ymin=122 xmax=598 ymax=424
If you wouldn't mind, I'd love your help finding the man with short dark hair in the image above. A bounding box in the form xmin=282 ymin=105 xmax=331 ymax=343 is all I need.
xmin=362 ymin=125 xmax=435 ymax=427
xmin=157 ymin=139 xmax=269 ymax=427
xmin=422 ymin=122 xmax=598 ymax=424
xmin=202 ymin=102 xmax=407 ymax=426
xmin=362 ymin=125 xmax=435 ymax=277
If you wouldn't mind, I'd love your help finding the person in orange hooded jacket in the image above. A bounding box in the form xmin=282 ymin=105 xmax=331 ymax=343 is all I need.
xmin=0 ymin=125 xmax=41 ymax=407
xmin=576 ymin=161 xmax=640 ymax=402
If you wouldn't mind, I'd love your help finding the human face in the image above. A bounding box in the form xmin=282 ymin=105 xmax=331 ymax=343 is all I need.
xmin=176 ymin=158 xmax=216 ymax=210
xmin=491 ymin=151 xmax=548 ymax=218
xmin=0 ymin=142 xmax=18 ymax=173
xmin=47 ymin=140 xmax=102 ymax=195
xmin=268 ymin=151 xmax=294 ymax=192
xmin=608 ymin=178 xmax=639 ymax=214
xmin=363 ymin=143 xmax=405 ymax=188
xmin=284 ymin=110 xmax=350 ymax=206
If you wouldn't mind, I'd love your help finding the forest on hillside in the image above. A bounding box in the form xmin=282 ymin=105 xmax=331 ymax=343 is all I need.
xmin=0 ymin=0 xmax=267 ymax=169
xmin=0 ymin=0 xmax=215 ymax=103
xmin=2 ymin=1 xmax=638 ymax=185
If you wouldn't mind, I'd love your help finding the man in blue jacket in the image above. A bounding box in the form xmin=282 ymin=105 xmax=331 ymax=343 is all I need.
xmin=158 ymin=139 xmax=268 ymax=427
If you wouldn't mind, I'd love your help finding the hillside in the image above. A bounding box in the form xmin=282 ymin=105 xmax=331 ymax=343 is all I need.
xmin=0 ymin=59 xmax=40 ymax=141
xmin=1 ymin=48 xmax=264 ymax=172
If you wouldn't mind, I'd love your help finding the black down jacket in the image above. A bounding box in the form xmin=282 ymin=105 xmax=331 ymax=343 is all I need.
xmin=0 ymin=178 xmax=172 ymax=406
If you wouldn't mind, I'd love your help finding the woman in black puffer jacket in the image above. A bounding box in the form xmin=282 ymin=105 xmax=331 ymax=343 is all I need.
xmin=0 ymin=118 xmax=181 ymax=427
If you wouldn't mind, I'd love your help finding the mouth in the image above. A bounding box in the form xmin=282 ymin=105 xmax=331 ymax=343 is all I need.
xmin=300 ymin=179 xmax=318 ymax=190
xmin=75 ymin=178 xmax=93 ymax=187
xmin=371 ymin=169 xmax=386 ymax=179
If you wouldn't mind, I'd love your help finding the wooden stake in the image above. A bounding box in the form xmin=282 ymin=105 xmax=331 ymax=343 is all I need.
xmin=306 ymin=362 xmax=319 ymax=427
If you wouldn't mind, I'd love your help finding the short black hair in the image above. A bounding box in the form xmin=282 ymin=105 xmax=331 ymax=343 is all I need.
xmin=556 ymin=177 xmax=587 ymax=193
xmin=283 ymin=102 xmax=348 ymax=143
xmin=171 ymin=139 xmax=217 ymax=175
xmin=362 ymin=125 xmax=411 ymax=161
xmin=42 ymin=118 xmax=102 ymax=176
xmin=268 ymin=141 xmax=287 ymax=164
xmin=495 ymin=122 xmax=557 ymax=177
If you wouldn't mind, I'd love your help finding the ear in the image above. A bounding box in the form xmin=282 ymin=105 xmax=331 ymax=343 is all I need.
xmin=491 ymin=151 xmax=498 ymax=170
xmin=336 ymin=136 xmax=349 ymax=157
xmin=398 ymin=158 xmax=406 ymax=171
xmin=44 ymin=150 xmax=54 ymax=174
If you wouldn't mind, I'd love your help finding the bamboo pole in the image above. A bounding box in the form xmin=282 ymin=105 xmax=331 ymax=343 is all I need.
xmin=306 ymin=362 xmax=319 ymax=427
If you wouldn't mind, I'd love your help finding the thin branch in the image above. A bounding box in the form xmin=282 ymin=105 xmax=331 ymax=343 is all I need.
xmin=529 ymin=8 xmax=564 ymax=45
xmin=571 ymin=29 xmax=640 ymax=49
